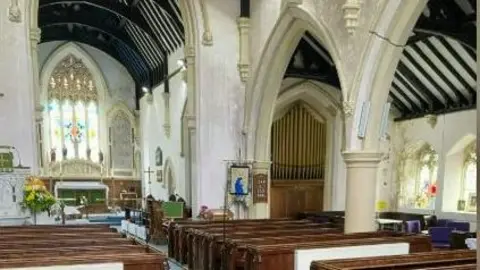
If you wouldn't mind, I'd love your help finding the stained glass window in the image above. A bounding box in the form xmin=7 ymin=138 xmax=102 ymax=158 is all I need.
xmin=461 ymin=142 xmax=476 ymax=211
xmin=46 ymin=54 xmax=100 ymax=163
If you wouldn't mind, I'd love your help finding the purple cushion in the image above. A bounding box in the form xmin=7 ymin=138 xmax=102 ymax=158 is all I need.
xmin=429 ymin=226 xmax=455 ymax=247
xmin=405 ymin=220 xmax=421 ymax=234
xmin=447 ymin=221 xmax=470 ymax=232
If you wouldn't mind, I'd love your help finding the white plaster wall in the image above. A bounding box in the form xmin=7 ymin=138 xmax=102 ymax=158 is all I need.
xmin=195 ymin=0 xmax=243 ymax=210
xmin=140 ymin=48 xmax=186 ymax=201
xmin=0 ymin=0 xmax=37 ymax=170
xmin=386 ymin=109 xmax=477 ymax=230
xmin=249 ymin=0 xmax=282 ymax=73
xmin=39 ymin=41 xmax=136 ymax=111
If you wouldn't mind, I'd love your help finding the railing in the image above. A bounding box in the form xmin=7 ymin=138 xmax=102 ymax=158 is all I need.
xmin=124 ymin=207 xmax=149 ymax=228
xmin=271 ymin=163 xmax=325 ymax=180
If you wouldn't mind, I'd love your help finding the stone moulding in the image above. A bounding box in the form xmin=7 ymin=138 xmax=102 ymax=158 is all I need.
xmin=342 ymin=0 xmax=362 ymax=35
xmin=8 ymin=0 xmax=22 ymax=23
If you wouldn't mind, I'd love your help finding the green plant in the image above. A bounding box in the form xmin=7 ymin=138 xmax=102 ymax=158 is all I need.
xmin=20 ymin=177 xmax=56 ymax=224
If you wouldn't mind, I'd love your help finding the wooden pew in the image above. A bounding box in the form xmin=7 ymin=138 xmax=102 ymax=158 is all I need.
xmin=310 ymin=250 xmax=476 ymax=270
xmin=198 ymin=228 xmax=341 ymax=270
xmin=0 ymin=237 xmax=136 ymax=249
xmin=173 ymin=219 xmax=320 ymax=262
xmin=0 ymin=225 xmax=168 ymax=270
xmin=244 ymin=237 xmax=431 ymax=270
xmin=0 ymin=253 xmax=167 ymax=270
xmin=171 ymin=218 xmax=313 ymax=260
xmin=220 ymin=233 xmax=430 ymax=270
xmin=188 ymin=223 xmax=334 ymax=268
xmin=0 ymin=232 xmax=122 ymax=241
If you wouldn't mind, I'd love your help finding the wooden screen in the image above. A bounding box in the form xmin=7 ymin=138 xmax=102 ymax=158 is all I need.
xmin=270 ymin=102 xmax=327 ymax=218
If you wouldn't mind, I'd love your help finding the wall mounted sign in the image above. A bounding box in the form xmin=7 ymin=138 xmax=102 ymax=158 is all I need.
xmin=253 ymin=173 xmax=268 ymax=203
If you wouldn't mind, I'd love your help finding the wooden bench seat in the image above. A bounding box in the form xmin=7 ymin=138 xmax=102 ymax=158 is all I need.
xmin=0 ymin=253 xmax=167 ymax=270
xmin=196 ymin=228 xmax=341 ymax=270
xmin=218 ymin=232 xmax=421 ymax=270
xmin=0 ymin=225 xmax=168 ymax=270
xmin=0 ymin=238 xmax=135 ymax=249
xmin=187 ymin=223 xmax=334 ymax=267
xmin=0 ymin=232 xmax=122 ymax=241
xmin=170 ymin=219 xmax=313 ymax=259
xmin=310 ymin=250 xmax=476 ymax=270
xmin=244 ymin=237 xmax=430 ymax=270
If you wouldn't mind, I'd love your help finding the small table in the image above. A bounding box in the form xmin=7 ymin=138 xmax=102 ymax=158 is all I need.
xmin=376 ymin=218 xmax=403 ymax=231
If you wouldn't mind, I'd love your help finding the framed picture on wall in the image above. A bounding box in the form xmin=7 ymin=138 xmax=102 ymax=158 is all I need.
xmin=229 ymin=165 xmax=250 ymax=195
xmin=466 ymin=193 xmax=476 ymax=212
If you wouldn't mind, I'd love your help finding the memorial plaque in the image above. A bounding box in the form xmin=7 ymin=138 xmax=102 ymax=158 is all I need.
xmin=253 ymin=173 xmax=268 ymax=203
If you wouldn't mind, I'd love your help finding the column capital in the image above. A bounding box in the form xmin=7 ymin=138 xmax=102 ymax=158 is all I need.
xmin=342 ymin=151 xmax=383 ymax=167
xmin=252 ymin=160 xmax=271 ymax=171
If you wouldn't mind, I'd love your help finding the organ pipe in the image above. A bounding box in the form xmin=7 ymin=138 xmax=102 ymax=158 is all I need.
xmin=270 ymin=103 xmax=327 ymax=180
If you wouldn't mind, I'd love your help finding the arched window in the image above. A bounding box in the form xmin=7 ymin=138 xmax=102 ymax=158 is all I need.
xmin=47 ymin=54 xmax=100 ymax=162
xmin=401 ymin=144 xmax=438 ymax=209
xmin=461 ymin=141 xmax=476 ymax=211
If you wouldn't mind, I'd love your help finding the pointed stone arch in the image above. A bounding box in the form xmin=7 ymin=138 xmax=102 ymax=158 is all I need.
xmin=272 ymin=80 xmax=343 ymax=211
xmin=245 ymin=4 xmax=346 ymax=164
xmin=164 ymin=157 xmax=176 ymax=196
xmin=348 ymin=1 xmax=428 ymax=151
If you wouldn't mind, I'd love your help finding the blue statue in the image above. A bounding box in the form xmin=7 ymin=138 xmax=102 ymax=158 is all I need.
xmin=234 ymin=177 xmax=245 ymax=195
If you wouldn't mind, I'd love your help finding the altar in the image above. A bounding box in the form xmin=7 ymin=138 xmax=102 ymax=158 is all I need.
xmin=55 ymin=181 xmax=108 ymax=206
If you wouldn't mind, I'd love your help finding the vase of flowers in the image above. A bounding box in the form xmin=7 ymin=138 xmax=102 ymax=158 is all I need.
xmin=20 ymin=176 xmax=56 ymax=225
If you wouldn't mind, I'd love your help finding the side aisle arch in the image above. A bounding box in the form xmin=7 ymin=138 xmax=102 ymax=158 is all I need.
xmin=347 ymin=1 xmax=428 ymax=151
xmin=245 ymin=4 xmax=347 ymax=163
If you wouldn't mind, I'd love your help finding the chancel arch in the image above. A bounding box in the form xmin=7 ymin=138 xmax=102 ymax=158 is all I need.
xmin=269 ymin=80 xmax=342 ymax=218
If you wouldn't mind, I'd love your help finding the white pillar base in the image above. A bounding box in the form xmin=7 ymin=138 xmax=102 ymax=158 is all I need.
xmin=342 ymin=151 xmax=383 ymax=233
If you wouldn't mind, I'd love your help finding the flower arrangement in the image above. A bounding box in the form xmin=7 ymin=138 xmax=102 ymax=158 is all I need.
xmin=20 ymin=176 xmax=56 ymax=225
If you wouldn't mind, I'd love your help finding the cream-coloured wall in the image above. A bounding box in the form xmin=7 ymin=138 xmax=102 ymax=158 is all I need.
xmin=0 ymin=0 xmax=37 ymax=171
xmin=386 ymin=109 xmax=477 ymax=229
xmin=194 ymin=0 xmax=244 ymax=213
xmin=39 ymin=41 xmax=136 ymax=111
xmin=140 ymin=48 xmax=186 ymax=201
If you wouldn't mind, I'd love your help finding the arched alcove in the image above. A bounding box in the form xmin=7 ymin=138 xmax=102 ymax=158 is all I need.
xmin=164 ymin=158 xmax=176 ymax=196
xmin=270 ymin=80 xmax=343 ymax=215
xmin=397 ymin=141 xmax=439 ymax=209
xmin=443 ymin=134 xmax=476 ymax=212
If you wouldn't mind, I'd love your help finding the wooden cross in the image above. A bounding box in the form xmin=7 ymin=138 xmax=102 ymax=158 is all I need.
xmin=144 ymin=166 xmax=155 ymax=194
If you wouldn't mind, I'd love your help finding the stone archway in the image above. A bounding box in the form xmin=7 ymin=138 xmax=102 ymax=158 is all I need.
xmin=28 ymin=0 xmax=200 ymax=208
xmin=347 ymin=0 xmax=428 ymax=151
xmin=245 ymin=5 xmax=346 ymax=163
xmin=244 ymin=4 xmax=346 ymax=218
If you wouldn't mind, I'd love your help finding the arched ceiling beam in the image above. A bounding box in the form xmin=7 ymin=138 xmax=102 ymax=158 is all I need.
xmin=152 ymin=0 xmax=184 ymax=37
xmin=41 ymin=26 xmax=147 ymax=86
xmin=39 ymin=17 xmax=149 ymax=73
xmin=39 ymin=0 xmax=165 ymax=53
xmin=413 ymin=0 xmax=476 ymax=51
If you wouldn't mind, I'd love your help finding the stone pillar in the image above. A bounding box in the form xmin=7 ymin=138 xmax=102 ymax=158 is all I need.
xmin=30 ymin=27 xmax=43 ymax=172
xmin=342 ymin=151 xmax=382 ymax=233
xmin=250 ymin=161 xmax=271 ymax=219
xmin=0 ymin=0 xmax=37 ymax=171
